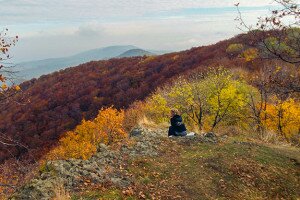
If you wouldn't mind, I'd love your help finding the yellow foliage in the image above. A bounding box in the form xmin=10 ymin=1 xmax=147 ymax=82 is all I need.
xmin=47 ymin=107 xmax=127 ymax=160
xmin=1 ymin=83 xmax=7 ymax=90
xmin=226 ymin=43 xmax=244 ymax=55
xmin=144 ymin=93 xmax=171 ymax=124
xmin=95 ymin=107 xmax=127 ymax=144
xmin=265 ymin=98 xmax=300 ymax=140
xmin=242 ymin=48 xmax=259 ymax=62
xmin=141 ymin=68 xmax=253 ymax=131
xmin=14 ymin=85 xmax=21 ymax=91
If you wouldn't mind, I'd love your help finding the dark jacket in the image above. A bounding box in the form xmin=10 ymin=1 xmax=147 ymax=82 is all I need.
xmin=168 ymin=115 xmax=187 ymax=137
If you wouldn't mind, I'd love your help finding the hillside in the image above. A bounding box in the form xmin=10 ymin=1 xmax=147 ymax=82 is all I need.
xmin=0 ymin=33 xmax=281 ymax=163
xmin=117 ymin=49 xmax=155 ymax=58
xmin=11 ymin=127 xmax=300 ymax=199
xmin=16 ymin=46 xmax=162 ymax=81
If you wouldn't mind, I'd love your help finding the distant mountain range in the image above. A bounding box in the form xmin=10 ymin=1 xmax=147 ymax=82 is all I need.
xmin=117 ymin=49 xmax=155 ymax=58
xmin=15 ymin=45 xmax=168 ymax=82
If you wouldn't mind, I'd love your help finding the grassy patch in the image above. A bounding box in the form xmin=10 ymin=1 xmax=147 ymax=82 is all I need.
xmin=126 ymin=138 xmax=300 ymax=199
xmin=254 ymin=145 xmax=292 ymax=168
xmin=71 ymin=189 xmax=136 ymax=200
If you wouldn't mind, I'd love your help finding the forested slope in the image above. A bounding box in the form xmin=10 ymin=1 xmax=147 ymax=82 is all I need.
xmin=0 ymin=33 xmax=280 ymax=162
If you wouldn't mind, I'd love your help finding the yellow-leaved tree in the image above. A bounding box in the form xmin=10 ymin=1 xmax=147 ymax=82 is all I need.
xmin=47 ymin=107 xmax=127 ymax=160
xmin=94 ymin=107 xmax=127 ymax=145
xmin=265 ymin=98 xmax=300 ymax=141
xmin=144 ymin=92 xmax=171 ymax=124
xmin=143 ymin=68 xmax=254 ymax=132
xmin=203 ymin=70 xmax=251 ymax=130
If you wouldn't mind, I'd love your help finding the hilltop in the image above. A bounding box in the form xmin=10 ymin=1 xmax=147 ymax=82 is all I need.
xmin=1 ymin=1 xmax=299 ymax=198
xmin=117 ymin=49 xmax=155 ymax=58
xmin=11 ymin=127 xmax=300 ymax=199
xmin=0 ymin=32 xmax=295 ymax=163
xmin=0 ymin=31 xmax=299 ymax=199
xmin=16 ymin=46 xmax=165 ymax=81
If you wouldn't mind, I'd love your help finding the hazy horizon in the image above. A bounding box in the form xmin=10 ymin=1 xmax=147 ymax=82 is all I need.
xmin=0 ymin=0 xmax=276 ymax=63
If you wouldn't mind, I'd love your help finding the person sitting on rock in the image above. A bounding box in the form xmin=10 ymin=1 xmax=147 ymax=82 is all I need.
xmin=168 ymin=109 xmax=188 ymax=137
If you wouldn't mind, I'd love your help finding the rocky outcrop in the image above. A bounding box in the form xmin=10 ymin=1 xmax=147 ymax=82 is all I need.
xmin=11 ymin=127 xmax=218 ymax=199
xmin=10 ymin=127 xmax=166 ymax=199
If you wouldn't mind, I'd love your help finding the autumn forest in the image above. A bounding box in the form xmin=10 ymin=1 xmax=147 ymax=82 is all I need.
xmin=0 ymin=0 xmax=300 ymax=199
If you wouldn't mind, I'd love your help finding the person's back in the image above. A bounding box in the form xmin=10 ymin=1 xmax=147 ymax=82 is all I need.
xmin=168 ymin=110 xmax=187 ymax=137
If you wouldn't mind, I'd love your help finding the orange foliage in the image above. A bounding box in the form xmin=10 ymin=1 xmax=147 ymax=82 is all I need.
xmin=47 ymin=107 xmax=127 ymax=160
xmin=95 ymin=107 xmax=127 ymax=144
xmin=1 ymin=32 xmax=298 ymax=163
xmin=264 ymin=98 xmax=300 ymax=141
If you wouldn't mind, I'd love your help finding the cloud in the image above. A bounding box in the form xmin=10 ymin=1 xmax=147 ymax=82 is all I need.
xmin=9 ymin=7 xmax=266 ymax=63
xmin=3 ymin=0 xmax=276 ymax=62
xmin=75 ymin=22 xmax=105 ymax=37
xmin=0 ymin=0 xmax=273 ymax=25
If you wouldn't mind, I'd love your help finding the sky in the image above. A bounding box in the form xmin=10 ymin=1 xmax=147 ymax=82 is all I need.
xmin=0 ymin=0 xmax=276 ymax=62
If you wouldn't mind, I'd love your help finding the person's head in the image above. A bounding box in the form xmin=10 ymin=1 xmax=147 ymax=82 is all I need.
xmin=171 ymin=109 xmax=179 ymax=117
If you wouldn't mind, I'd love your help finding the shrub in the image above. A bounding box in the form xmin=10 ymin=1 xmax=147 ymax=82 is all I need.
xmin=241 ymin=48 xmax=259 ymax=62
xmin=124 ymin=101 xmax=147 ymax=131
xmin=47 ymin=107 xmax=127 ymax=160
xmin=94 ymin=107 xmax=127 ymax=145
xmin=226 ymin=43 xmax=244 ymax=57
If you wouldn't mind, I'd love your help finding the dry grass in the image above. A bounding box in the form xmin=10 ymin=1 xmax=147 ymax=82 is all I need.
xmin=138 ymin=116 xmax=168 ymax=129
xmin=52 ymin=183 xmax=71 ymax=200
xmin=259 ymin=130 xmax=285 ymax=145
xmin=126 ymin=138 xmax=300 ymax=200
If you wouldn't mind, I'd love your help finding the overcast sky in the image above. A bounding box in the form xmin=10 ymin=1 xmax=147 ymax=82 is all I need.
xmin=0 ymin=0 xmax=276 ymax=62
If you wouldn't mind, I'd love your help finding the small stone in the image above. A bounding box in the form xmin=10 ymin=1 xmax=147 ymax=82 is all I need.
xmin=204 ymin=132 xmax=217 ymax=138
xmin=97 ymin=143 xmax=108 ymax=152
xmin=130 ymin=127 xmax=143 ymax=137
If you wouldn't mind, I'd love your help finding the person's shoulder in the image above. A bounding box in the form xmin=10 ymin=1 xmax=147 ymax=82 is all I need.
xmin=174 ymin=115 xmax=182 ymax=120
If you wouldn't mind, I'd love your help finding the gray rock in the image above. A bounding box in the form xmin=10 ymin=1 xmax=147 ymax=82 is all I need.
xmin=10 ymin=177 xmax=64 ymax=200
xmin=204 ymin=132 xmax=217 ymax=138
xmin=130 ymin=127 xmax=144 ymax=137
xmin=11 ymin=126 xmax=167 ymax=199
xmin=110 ymin=177 xmax=131 ymax=188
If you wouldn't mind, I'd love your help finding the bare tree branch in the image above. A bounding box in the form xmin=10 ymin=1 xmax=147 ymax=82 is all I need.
xmin=236 ymin=0 xmax=300 ymax=64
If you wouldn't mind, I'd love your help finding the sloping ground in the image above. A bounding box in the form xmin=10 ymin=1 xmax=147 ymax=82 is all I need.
xmin=140 ymin=142 xmax=299 ymax=200
xmin=11 ymin=128 xmax=300 ymax=200
xmin=0 ymin=33 xmax=253 ymax=162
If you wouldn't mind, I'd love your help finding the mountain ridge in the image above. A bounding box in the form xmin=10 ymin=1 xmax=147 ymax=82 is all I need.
xmin=15 ymin=45 xmax=167 ymax=82
xmin=0 ymin=33 xmax=268 ymax=163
